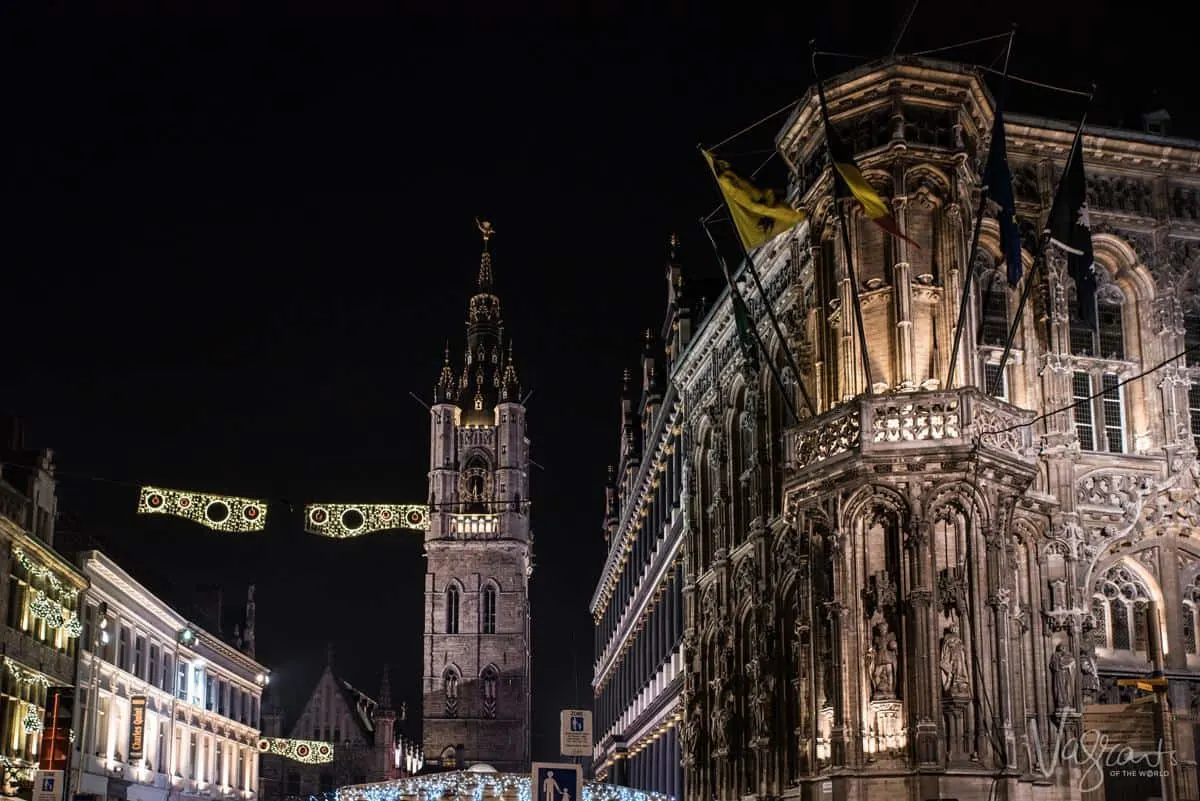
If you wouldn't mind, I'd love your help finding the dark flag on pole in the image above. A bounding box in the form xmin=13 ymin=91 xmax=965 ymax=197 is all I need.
xmin=1046 ymin=130 xmax=1096 ymax=323
xmin=985 ymin=109 xmax=1022 ymax=287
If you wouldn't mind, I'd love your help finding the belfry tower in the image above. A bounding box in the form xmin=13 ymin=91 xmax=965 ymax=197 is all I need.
xmin=423 ymin=221 xmax=532 ymax=773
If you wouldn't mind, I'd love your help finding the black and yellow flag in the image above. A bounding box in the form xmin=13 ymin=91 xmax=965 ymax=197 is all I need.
xmin=815 ymin=82 xmax=919 ymax=249
xmin=702 ymin=149 xmax=806 ymax=251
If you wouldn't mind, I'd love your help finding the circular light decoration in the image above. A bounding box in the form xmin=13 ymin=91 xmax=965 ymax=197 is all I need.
xmin=316 ymin=743 xmax=333 ymax=760
xmin=205 ymin=501 xmax=231 ymax=524
xmin=137 ymin=486 xmax=269 ymax=533
xmin=294 ymin=743 xmax=311 ymax=760
xmin=258 ymin=739 xmax=270 ymax=753
xmin=303 ymin=503 xmax=431 ymax=538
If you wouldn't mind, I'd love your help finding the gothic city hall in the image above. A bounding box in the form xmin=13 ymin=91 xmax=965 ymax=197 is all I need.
xmin=592 ymin=57 xmax=1200 ymax=801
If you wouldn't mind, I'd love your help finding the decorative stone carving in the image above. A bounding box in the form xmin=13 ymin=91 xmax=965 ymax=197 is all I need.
xmin=792 ymin=406 xmax=861 ymax=468
xmin=747 ymin=657 xmax=775 ymax=742
xmin=680 ymin=700 xmax=701 ymax=766
xmin=939 ymin=624 xmax=971 ymax=699
xmin=938 ymin=566 xmax=969 ymax=615
xmin=1170 ymin=186 xmax=1200 ymax=221
xmin=871 ymin=398 xmax=959 ymax=442
xmin=710 ymin=690 xmax=733 ymax=756
xmin=862 ymin=570 xmax=897 ymax=618
xmin=735 ymin=557 xmax=758 ymax=597
xmin=1076 ymin=472 xmax=1155 ymax=510
xmin=1050 ymin=643 xmax=1076 ymax=711
xmin=1079 ymin=650 xmax=1100 ymax=704
xmin=868 ymin=620 xmax=898 ymax=700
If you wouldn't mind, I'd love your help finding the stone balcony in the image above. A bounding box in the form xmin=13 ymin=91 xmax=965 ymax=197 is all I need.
xmin=784 ymin=389 xmax=1037 ymax=489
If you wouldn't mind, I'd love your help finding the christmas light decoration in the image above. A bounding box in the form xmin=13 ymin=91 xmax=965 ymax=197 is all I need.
xmin=304 ymin=504 xmax=429 ymax=539
xmin=5 ymin=658 xmax=52 ymax=688
xmin=22 ymin=705 xmax=42 ymax=734
xmin=257 ymin=737 xmax=334 ymax=764
xmin=63 ymin=611 xmax=83 ymax=637
xmin=138 ymin=486 xmax=268 ymax=533
xmin=337 ymin=772 xmax=672 ymax=801
xmin=12 ymin=548 xmax=81 ymax=600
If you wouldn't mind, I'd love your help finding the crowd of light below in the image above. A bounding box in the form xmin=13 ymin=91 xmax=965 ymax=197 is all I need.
xmin=336 ymin=773 xmax=673 ymax=801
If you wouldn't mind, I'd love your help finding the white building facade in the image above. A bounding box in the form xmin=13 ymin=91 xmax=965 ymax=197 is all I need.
xmin=73 ymin=551 xmax=269 ymax=801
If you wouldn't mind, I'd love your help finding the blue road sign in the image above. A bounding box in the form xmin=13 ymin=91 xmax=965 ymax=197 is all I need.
xmin=532 ymin=763 xmax=582 ymax=801
xmin=570 ymin=715 xmax=585 ymax=732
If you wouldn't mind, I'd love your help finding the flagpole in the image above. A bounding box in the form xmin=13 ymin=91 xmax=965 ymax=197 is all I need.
xmin=811 ymin=46 xmax=874 ymax=396
xmin=989 ymin=104 xmax=1092 ymax=396
xmin=700 ymin=219 xmax=808 ymax=426
xmin=698 ymin=149 xmax=819 ymax=419
xmin=945 ymin=27 xmax=1016 ymax=391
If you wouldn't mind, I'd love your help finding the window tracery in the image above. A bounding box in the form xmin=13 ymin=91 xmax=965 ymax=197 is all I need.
xmin=1092 ymin=563 xmax=1152 ymax=652
xmin=446 ymin=586 xmax=460 ymax=634
xmin=481 ymin=665 xmax=498 ymax=719
xmin=443 ymin=668 xmax=460 ymax=718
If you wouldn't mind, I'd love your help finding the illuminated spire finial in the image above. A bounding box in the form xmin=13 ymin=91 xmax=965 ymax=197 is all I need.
xmin=476 ymin=218 xmax=496 ymax=250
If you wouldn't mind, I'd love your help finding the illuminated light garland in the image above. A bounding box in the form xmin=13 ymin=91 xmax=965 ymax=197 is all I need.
xmin=304 ymin=504 xmax=430 ymax=538
xmin=138 ymin=486 xmax=268 ymax=533
xmin=22 ymin=705 xmax=42 ymax=733
xmin=338 ymin=772 xmax=673 ymax=801
xmin=12 ymin=548 xmax=81 ymax=600
xmin=5 ymin=658 xmax=52 ymax=688
xmin=63 ymin=611 xmax=83 ymax=637
xmin=257 ymin=737 xmax=334 ymax=764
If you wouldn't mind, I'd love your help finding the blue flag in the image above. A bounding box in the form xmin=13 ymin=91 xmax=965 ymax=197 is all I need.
xmin=984 ymin=109 xmax=1022 ymax=287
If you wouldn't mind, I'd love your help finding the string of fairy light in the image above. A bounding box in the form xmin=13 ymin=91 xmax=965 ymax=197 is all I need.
xmin=337 ymin=773 xmax=672 ymax=801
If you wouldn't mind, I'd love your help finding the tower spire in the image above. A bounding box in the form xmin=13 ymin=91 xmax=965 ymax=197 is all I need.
xmin=476 ymin=219 xmax=496 ymax=290
xmin=379 ymin=664 xmax=393 ymax=708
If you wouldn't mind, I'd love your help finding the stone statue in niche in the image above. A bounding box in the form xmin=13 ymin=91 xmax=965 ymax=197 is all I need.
xmin=710 ymin=691 xmax=732 ymax=754
xmin=939 ymin=623 xmax=971 ymax=699
xmin=680 ymin=701 xmax=701 ymax=765
xmin=746 ymin=658 xmax=774 ymax=740
xmin=1050 ymin=644 xmax=1076 ymax=710
xmin=1079 ymin=650 xmax=1100 ymax=704
xmin=868 ymin=620 xmax=898 ymax=700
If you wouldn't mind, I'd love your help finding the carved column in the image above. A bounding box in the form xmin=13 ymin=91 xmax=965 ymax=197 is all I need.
xmin=833 ymin=217 xmax=861 ymax=399
xmin=985 ymin=524 xmax=1018 ymax=769
xmin=905 ymin=517 xmax=939 ymax=764
xmin=893 ymin=195 xmax=915 ymax=391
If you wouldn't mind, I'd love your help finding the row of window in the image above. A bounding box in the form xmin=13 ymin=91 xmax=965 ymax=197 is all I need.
xmin=6 ymin=563 xmax=79 ymax=657
xmin=444 ymin=585 xmax=497 ymax=635
xmin=82 ymin=604 xmax=260 ymax=728
xmin=440 ymin=665 xmax=499 ymax=719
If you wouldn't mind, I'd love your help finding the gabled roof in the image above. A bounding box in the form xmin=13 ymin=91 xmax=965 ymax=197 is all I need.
xmin=287 ymin=664 xmax=379 ymax=746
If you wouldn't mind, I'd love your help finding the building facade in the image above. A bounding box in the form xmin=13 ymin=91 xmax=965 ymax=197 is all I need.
xmin=422 ymin=225 xmax=532 ymax=773
xmin=590 ymin=240 xmax=693 ymax=799
xmin=669 ymin=58 xmax=1200 ymax=801
xmin=0 ymin=430 xmax=86 ymax=798
xmin=258 ymin=653 xmax=409 ymax=801
xmin=73 ymin=550 xmax=268 ymax=801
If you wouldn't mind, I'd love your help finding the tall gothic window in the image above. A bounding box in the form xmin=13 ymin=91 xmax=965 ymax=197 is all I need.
xmin=1072 ymin=371 xmax=1125 ymax=453
xmin=1069 ymin=286 xmax=1125 ymax=359
xmin=978 ymin=269 xmax=1009 ymax=347
xmin=1183 ymin=581 xmax=1200 ymax=656
xmin=443 ymin=669 xmax=459 ymax=718
xmin=446 ymin=586 xmax=460 ymax=634
xmin=481 ymin=584 xmax=497 ymax=635
xmin=1092 ymin=562 xmax=1153 ymax=653
xmin=481 ymin=666 xmax=498 ymax=719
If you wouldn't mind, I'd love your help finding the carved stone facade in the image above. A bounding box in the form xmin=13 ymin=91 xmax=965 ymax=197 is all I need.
xmin=670 ymin=58 xmax=1200 ymax=801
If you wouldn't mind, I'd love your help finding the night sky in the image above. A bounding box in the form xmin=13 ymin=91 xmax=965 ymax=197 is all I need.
xmin=5 ymin=4 xmax=1191 ymax=762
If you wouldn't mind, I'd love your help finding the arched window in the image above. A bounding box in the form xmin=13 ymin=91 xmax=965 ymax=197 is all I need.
xmin=446 ymin=586 xmax=460 ymax=634
xmin=443 ymin=668 xmax=460 ymax=718
xmin=977 ymin=268 xmax=1009 ymax=347
xmin=482 ymin=584 xmax=497 ymax=635
xmin=1183 ymin=580 xmax=1200 ymax=656
xmin=1092 ymin=563 xmax=1152 ymax=653
xmin=441 ymin=746 xmax=457 ymax=769
xmin=460 ymin=454 xmax=491 ymax=514
xmin=481 ymin=665 xmax=498 ymax=719
xmin=1069 ymin=282 xmax=1125 ymax=359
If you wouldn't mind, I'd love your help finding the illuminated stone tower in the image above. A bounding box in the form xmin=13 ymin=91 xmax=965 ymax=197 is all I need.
xmin=423 ymin=221 xmax=532 ymax=773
